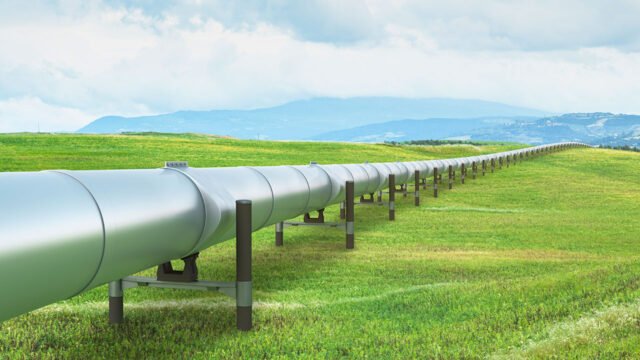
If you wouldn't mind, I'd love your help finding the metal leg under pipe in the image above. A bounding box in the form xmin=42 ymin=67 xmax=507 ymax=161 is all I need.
xmin=109 ymin=199 xmax=253 ymax=331
xmin=389 ymin=174 xmax=396 ymax=220
xmin=433 ymin=167 xmax=438 ymax=198
xmin=414 ymin=170 xmax=420 ymax=206
xmin=356 ymin=174 xmax=396 ymax=221
xmin=276 ymin=181 xmax=355 ymax=249
xmin=404 ymin=170 xmax=422 ymax=206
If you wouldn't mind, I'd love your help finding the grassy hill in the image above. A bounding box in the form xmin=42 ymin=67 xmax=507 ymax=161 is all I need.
xmin=1 ymin=133 xmax=639 ymax=359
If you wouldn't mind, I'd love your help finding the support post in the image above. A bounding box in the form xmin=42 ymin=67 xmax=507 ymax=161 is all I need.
xmin=108 ymin=280 xmax=123 ymax=324
xmin=414 ymin=170 xmax=420 ymax=206
xmin=448 ymin=165 xmax=453 ymax=190
xmin=433 ymin=167 xmax=438 ymax=197
xmin=472 ymin=162 xmax=476 ymax=179
xmin=377 ymin=190 xmax=382 ymax=203
xmin=461 ymin=164 xmax=465 ymax=184
xmin=275 ymin=221 xmax=284 ymax=246
xmin=236 ymin=199 xmax=252 ymax=332
xmin=482 ymin=160 xmax=486 ymax=176
xmin=339 ymin=202 xmax=345 ymax=220
xmin=389 ymin=174 xmax=395 ymax=221
xmin=499 ymin=157 xmax=503 ymax=169
xmin=491 ymin=159 xmax=495 ymax=173
xmin=507 ymin=156 xmax=510 ymax=168
xmin=346 ymin=181 xmax=355 ymax=249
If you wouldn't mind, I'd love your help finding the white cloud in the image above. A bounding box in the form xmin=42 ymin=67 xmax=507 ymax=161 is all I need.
xmin=0 ymin=96 xmax=96 ymax=132
xmin=0 ymin=0 xmax=640 ymax=132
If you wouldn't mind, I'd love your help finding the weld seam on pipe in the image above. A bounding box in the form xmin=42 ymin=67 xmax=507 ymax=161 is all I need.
xmin=244 ymin=166 xmax=276 ymax=229
xmin=162 ymin=167 xmax=211 ymax=256
xmin=49 ymin=170 xmax=108 ymax=297
xmin=287 ymin=166 xmax=313 ymax=212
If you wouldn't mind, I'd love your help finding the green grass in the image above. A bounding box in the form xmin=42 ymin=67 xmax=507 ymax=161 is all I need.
xmin=1 ymin=133 xmax=639 ymax=359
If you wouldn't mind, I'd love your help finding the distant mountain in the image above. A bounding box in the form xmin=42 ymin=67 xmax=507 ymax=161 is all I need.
xmin=308 ymin=117 xmax=534 ymax=142
xmin=77 ymin=97 xmax=549 ymax=140
xmin=311 ymin=112 xmax=640 ymax=146
xmin=468 ymin=113 xmax=640 ymax=146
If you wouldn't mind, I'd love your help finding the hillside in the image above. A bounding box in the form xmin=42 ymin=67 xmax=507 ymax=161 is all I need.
xmin=469 ymin=113 xmax=640 ymax=146
xmin=76 ymin=97 xmax=549 ymax=140
xmin=309 ymin=116 xmax=536 ymax=142
xmin=311 ymin=112 xmax=640 ymax=146
xmin=1 ymin=134 xmax=639 ymax=359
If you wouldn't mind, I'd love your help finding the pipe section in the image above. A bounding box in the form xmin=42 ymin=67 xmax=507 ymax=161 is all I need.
xmin=0 ymin=142 xmax=588 ymax=321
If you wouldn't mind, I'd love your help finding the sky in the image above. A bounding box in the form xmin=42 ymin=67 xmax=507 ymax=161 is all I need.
xmin=1 ymin=0 xmax=640 ymax=132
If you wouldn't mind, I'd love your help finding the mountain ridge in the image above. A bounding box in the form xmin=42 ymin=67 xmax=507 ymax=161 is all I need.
xmin=311 ymin=112 xmax=640 ymax=146
xmin=77 ymin=97 xmax=550 ymax=140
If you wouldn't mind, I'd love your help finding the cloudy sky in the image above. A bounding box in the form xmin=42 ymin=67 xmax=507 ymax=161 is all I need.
xmin=1 ymin=0 xmax=639 ymax=132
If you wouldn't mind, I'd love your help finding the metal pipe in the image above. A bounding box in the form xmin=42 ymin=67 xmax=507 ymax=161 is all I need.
xmin=0 ymin=142 xmax=588 ymax=321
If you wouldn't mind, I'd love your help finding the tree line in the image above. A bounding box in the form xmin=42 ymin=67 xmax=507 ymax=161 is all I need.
xmin=599 ymin=144 xmax=640 ymax=152
xmin=385 ymin=139 xmax=490 ymax=146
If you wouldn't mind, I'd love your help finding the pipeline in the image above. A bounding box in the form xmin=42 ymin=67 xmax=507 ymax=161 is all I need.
xmin=0 ymin=142 xmax=588 ymax=321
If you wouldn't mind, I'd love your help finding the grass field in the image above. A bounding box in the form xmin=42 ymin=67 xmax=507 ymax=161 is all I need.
xmin=1 ymin=133 xmax=639 ymax=359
